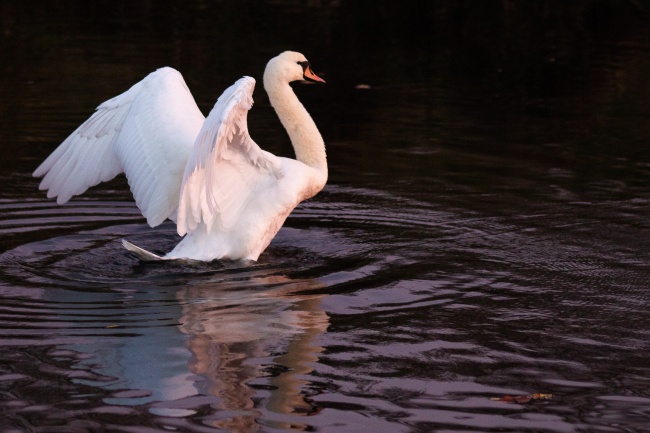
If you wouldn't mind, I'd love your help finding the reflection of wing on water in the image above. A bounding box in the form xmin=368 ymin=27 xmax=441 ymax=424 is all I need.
xmin=176 ymin=274 xmax=328 ymax=431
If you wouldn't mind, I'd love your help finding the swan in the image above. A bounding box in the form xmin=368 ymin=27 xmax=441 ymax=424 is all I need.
xmin=33 ymin=51 xmax=327 ymax=262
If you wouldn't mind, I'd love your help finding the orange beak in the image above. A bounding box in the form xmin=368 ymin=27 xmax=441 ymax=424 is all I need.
xmin=304 ymin=65 xmax=326 ymax=83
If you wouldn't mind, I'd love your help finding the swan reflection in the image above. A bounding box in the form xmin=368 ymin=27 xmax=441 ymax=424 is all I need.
xmin=176 ymin=274 xmax=328 ymax=431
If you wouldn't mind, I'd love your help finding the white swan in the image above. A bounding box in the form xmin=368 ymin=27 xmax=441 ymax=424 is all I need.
xmin=33 ymin=51 xmax=327 ymax=262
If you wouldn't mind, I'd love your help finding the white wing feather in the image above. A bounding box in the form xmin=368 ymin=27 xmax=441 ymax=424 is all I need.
xmin=33 ymin=67 xmax=204 ymax=227
xmin=177 ymin=76 xmax=283 ymax=236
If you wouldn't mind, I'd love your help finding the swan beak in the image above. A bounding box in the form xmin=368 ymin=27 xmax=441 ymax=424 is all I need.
xmin=304 ymin=66 xmax=326 ymax=83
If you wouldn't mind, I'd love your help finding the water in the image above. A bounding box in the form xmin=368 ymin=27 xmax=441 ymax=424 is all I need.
xmin=2 ymin=1 xmax=650 ymax=432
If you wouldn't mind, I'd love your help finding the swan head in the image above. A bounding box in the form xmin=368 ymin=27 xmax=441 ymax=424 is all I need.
xmin=263 ymin=51 xmax=325 ymax=88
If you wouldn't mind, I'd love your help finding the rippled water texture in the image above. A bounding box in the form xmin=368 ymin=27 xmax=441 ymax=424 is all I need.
xmin=2 ymin=1 xmax=650 ymax=432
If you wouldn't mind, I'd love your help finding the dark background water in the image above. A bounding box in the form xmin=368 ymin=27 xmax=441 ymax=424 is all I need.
xmin=1 ymin=1 xmax=650 ymax=432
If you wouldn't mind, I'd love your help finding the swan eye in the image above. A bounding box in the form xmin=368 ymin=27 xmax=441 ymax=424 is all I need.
xmin=297 ymin=61 xmax=310 ymax=72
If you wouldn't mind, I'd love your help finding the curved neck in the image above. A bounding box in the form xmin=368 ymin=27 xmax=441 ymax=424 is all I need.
xmin=264 ymin=80 xmax=327 ymax=172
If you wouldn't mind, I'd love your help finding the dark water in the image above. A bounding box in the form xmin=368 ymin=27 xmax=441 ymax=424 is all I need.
xmin=2 ymin=1 xmax=650 ymax=432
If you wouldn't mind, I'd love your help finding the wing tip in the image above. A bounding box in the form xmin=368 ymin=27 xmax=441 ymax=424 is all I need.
xmin=33 ymin=167 xmax=45 ymax=178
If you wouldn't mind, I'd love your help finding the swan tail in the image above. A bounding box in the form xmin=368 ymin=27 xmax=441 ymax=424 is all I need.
xmin=122 ymin=239 xmax=165 ymax=261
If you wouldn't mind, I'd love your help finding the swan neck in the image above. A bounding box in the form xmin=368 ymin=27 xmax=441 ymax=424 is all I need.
xmin=264 ymin=80 xmax=327 ymax=171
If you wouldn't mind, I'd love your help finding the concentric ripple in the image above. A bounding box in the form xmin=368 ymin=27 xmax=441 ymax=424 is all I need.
xmin=2 ymin=181 xmax=649 ymax=432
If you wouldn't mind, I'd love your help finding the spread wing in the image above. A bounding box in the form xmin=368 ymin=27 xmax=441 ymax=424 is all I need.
xmin=177 ymin=76 xmax=283 ymax=236
xmin=33 ymin=67 xmax=204 ymax=227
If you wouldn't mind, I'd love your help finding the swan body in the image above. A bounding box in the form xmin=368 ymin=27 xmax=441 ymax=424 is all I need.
xmin=33 ymin=51 xmax=327 ymax=262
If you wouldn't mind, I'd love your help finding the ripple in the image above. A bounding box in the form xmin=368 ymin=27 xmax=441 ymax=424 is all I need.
xmin=1 ymin=181 xmax=650 ymax=431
